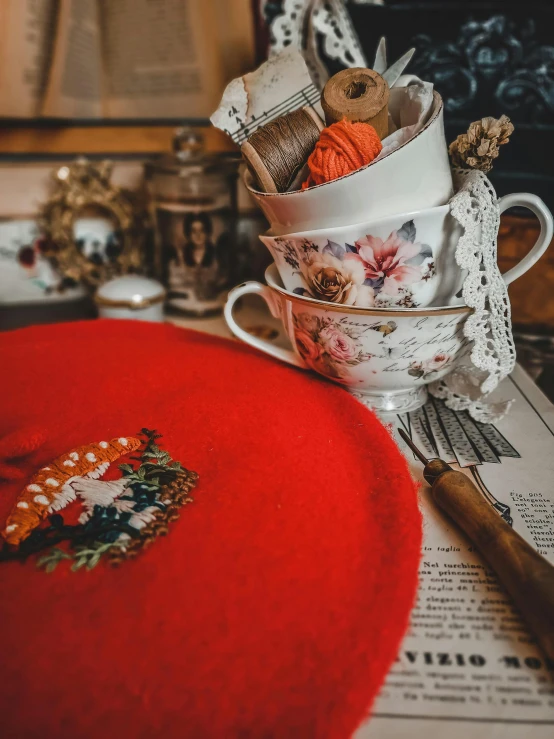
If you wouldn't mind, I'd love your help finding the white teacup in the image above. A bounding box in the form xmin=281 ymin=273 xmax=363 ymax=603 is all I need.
xmin=259 ymin=193 xmax=554 ymax=309
xmin=245 ymin=91 xmax=453 ymax=235
xmin=225 ymin=264 xmax=472 ymax=413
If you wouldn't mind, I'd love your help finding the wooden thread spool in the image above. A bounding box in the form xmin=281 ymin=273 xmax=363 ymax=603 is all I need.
xmin=321 ymin=68 xmax=390 ymax=140
xmin=241 ymin=107 xmax=324 ymax=193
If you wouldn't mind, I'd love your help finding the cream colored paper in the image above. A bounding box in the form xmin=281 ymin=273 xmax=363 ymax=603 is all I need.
xmin=99 ymin=0 xmax=223 ymax=119
xmin=210 ymin=48 xmax=322 ymax=145
xmin=41 ymin=0 xmax=103 ymax=118
xmin=355 ymin=365 xmax=554 ymax=735
xmin=0 ymin=0 xmax=58 ymax=117
xmin=1 ymin=0 xmax=242 ymax=119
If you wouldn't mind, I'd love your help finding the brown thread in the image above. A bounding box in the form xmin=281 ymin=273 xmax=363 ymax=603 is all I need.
xmin=241 ymin=107 xmax=324 ymax=193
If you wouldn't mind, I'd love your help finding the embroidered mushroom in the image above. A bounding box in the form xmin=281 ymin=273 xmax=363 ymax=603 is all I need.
xmin=2 ymin=436 xmax=140 ymax=546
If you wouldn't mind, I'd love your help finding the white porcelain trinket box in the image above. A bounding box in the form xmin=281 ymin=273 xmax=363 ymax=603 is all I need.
xmin=95 ymin=276 xmax=166 ymax=322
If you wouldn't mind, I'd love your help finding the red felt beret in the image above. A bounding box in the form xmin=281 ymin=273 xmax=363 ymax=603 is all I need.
xmin=0 ymin=320 xmax=421 ymax=738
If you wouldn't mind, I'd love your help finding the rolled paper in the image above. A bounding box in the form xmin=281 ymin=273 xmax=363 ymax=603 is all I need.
xmin=321 ymin=68 xmax=390 ymax=140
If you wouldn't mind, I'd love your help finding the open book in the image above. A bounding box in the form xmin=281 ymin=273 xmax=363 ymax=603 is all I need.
xmin=0 ymin=0 xmax=249 ymax=120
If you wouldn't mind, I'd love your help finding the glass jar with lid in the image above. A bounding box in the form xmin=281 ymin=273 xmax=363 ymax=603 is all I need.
xmin=145 ymin=128 xmax=239 ymax=317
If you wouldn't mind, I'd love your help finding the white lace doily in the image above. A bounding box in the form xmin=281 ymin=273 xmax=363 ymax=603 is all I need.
xmin=269 ymin=0 xmax=367 ymax=87
xmin=429 ymin=169 xmax=516 ymax=422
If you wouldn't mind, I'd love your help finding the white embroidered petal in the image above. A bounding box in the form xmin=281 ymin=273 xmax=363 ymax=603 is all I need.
xmin=113 ymin=498 xmax=136 ymax=513
xmin=69 ymin=452 xmax=79 ymax=461
xmin=71 ymin=476 xmax=130 ymax=508
xmin=48 ymin=482 xmax=77 ymax=512
xmin=34 ymin=495 xmax=50 ymax=506
xmin=99 ymin=441 xmax=108 ymax=448
xmin=118 ymin=437 xmax=128 ymax=445
xmin=5 ymin=524 xmax=17 ymax=533
xmin=63 ymin=460 xmax=76 ymax=467
xmin=129 ymin=506 xmax=159 ymax=530
xmin=85 ymin=452 xmax=97 ymax=462
xmin=17 ymin=501 xmax=29 ymax=509
xmin=27 ymin=484 xmax=42 ymax=493
xmin=45 ymin=478 xmax=59 ymax=487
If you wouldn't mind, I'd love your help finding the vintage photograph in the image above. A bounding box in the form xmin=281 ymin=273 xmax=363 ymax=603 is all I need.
xmin=156 ymin=206 xmax=232 ymax=316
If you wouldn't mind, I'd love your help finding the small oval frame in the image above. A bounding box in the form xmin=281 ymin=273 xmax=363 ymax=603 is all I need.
xmin=40 ymin=158 xmax=145 ymax=288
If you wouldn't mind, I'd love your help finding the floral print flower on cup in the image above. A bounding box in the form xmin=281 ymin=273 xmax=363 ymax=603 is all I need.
xmin=348 ymin=227 xmax=427 ymax=296
xmin=293 ymin=313 xmax=371 ymax=383
xmin=267 ymin=220 xmax=435 ymax=309
xmin=408 ymin=353 xmax=452 ymax=380
xmin=300 ymin=250 xmax=374 ymax=307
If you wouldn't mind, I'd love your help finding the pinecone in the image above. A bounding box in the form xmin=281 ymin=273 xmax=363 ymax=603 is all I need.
xmin=449 ymin=115 xmax=514 ymax=173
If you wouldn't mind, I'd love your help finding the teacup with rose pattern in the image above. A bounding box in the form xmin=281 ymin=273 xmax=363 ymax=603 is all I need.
xmin=260 ymin=193 xmax=553 ymax=309
xmin=224 ymin=264 xmax=473 ymax=413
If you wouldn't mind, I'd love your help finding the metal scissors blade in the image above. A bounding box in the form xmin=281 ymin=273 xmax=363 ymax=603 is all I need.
xmin=373 ymin=37 xmax=387 ymax=75
xmin=382 ymin=47 xmax=416 ymax=87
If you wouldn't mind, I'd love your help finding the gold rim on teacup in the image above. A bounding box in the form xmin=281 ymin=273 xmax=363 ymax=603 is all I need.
xmin=245 ymin=93 xmax=444 ymax=197
xmin=264 ymin=264 xmax=471 ymax=317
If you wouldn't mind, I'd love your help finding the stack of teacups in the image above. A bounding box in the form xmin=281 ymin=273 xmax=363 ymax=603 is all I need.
xmin=225 ymin=92 xmax=553 ymax=412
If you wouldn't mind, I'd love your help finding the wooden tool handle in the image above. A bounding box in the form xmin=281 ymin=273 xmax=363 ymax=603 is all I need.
xmin=430 ymin=466 xmax=554 ymax=659
xmin=321 ymin=68 xmax=389 ymax=139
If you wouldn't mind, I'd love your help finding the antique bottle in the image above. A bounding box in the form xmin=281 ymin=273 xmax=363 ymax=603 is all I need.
xmin=146 ymin=129 xmax=239 ymax=317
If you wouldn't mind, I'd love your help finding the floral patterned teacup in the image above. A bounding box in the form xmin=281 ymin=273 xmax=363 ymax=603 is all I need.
xmin=260 ymin=193 xmax=554 ymax=309
xmin=224 ymin=264 xmax=472 ymax=413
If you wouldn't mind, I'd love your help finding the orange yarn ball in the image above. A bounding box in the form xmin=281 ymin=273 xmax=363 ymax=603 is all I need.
xmin=302 ymin=119 xmax=383 ymax=189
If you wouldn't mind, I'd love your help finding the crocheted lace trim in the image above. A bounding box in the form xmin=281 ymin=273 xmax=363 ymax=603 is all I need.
xmin=429 ymin=170 xmax=516 ymax=422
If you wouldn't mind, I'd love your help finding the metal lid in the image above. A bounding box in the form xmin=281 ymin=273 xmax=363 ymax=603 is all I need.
xmin=145 ymin=127 xmax=240 ymax=177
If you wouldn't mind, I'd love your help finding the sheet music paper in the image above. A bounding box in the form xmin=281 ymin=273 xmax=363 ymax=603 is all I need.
xmin=210 ymin=48 xmax=322 ymax=145
xmin=355 ymin=364 xmax=554 ymax=737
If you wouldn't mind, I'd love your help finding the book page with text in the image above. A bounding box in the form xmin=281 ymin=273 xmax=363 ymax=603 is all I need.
xmin=99 ymin=0 xmax=224 ymax=119
xmin=354 ymin=367 xmax=554 ymax=737
xmin=0 ymin=0 xmax=58 ymax=117
xmin=40 ymin=0 xmax=102 ymax=118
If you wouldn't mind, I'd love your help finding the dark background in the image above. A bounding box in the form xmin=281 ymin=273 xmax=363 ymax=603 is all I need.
xmin=263 ymin=1 xmax=554 ymax=210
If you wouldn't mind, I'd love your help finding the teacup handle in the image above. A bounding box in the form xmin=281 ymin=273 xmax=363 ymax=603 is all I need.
xmin=498 ymin=193 xmax=553 ymax=286
xmin=224 ymin=282 xmax=307 ymax=369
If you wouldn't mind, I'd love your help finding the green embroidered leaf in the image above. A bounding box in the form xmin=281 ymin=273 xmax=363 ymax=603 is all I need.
xmin=87 ymin=552 xmax=102 ymax=570
xmin=71 ymin=556 xmax=89 ymax=572
xmin=37 ymin=547 xmax=72 ymax=573
xmin=119 ymin=463 xmax=134 ymax=474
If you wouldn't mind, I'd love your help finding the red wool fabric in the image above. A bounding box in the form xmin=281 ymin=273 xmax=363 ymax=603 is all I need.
xmin=0 ymin=320 xmax=421 ymax=739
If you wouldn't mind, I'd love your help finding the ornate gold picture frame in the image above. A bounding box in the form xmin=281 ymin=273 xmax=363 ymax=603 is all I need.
xmin=40 ymin=159 xmax=145 ymax=288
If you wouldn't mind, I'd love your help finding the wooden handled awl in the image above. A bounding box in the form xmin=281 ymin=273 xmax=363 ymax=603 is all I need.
xmin=398 ymin=429 xmax=554 ymax=660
